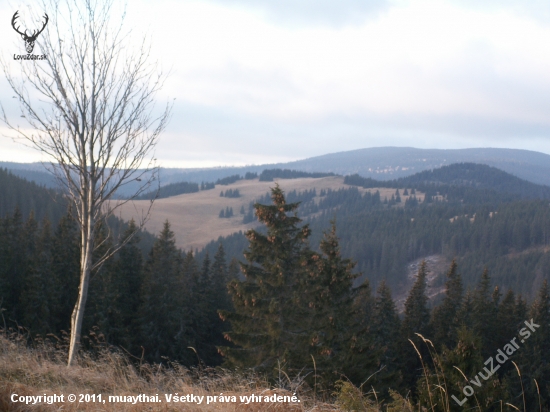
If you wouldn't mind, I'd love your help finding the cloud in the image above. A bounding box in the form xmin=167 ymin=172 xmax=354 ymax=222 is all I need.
xmin=4 ymin=0 xmax=550 ymax=166
xmin=204 ymin=0 xmax=390 ymax=28
xmin=154 ymin=99 xmax=550 ymax=167
xmin=451 ymin=0 xmax=550 ymax=27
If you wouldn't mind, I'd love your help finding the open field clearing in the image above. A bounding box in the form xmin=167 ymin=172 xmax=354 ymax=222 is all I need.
xmin=116 ymin=177 xmax=424 ymax=250
xmin=117 ymin=176 xmax=352 ymax=250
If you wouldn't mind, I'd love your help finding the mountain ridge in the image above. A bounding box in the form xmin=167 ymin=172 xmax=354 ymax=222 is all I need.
xmin=3 ymin=147 xmax=550 ymax=195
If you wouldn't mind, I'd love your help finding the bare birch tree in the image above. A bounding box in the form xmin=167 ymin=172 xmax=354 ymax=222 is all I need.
xmin=1 ymin=0 xmax=171 ymax=366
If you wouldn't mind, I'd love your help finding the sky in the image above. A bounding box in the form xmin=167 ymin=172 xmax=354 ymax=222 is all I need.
xmin=2 ymin=0 xmax=550 ymax=167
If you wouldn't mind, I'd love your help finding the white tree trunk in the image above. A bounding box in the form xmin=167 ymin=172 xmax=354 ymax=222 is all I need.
xmin=67 ymin=212 xmax=94 ymax=366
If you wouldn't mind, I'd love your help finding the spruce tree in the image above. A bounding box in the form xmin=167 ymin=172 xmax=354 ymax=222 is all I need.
xmin=305 ymin=223 xmax=378 ymax=387
xmin=191 ymin=252 xmax=219 ymax=364
xmin=201 ymin=244 xmax=232 ymax=364
xmin=402 ymin=261 xmax=430 ymax=338
xmin=181 ymin=249 xmax=202 ymax=362
xmin=219 ymin=185 xmax=312 ymax=376
xmin=371 ymin=281 xmax=402 ymax=395
xmin=211 ymin=244 xmax=231 ymax=312
xmin=21 ymin=217 xmax=53 ymax=335
xmin=457 ymin=289 xmax=474 ymax=330
xmin=436 ymin=327 xmax=507 ymax=411
xmin=519 ymin=280 xmax=550 ymax=408
xmin=496 ymin=289 xmax=517 ymax=349
xmin=431 ymin=259 xmax=463 ymax=349
xmin=0 ymin=208 xmax=26 ymax=322
xmin=50 ymin=211 xmax=80 ymax=333
xmin=139 ymin=221 xmax=189 ymax=363
xmin=472 ymin=269 xmax=499 ymax=357
xmin=105 ymin=221 xmax=143 ymax=351
xmin=227 ymin=257 xmax=240 ymax=280
xmin=400 ymin=260 xmax=431 ymax=392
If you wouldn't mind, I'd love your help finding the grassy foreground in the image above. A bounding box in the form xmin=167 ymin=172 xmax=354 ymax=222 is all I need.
xmin=1 ymin=332 xmax=389 ymax=412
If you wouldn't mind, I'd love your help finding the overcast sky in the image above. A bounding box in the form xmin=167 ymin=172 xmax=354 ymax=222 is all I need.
xmin=2 ymin=0 xmax=550 ymax=167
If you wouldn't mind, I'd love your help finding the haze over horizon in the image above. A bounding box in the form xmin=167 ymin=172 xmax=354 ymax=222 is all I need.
xmin=2 ymin=0 xmax=550 ymax=167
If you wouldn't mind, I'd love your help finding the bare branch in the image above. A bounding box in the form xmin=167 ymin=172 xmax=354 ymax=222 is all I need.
xmin=1 ymin=0 xmax=171 ymax=366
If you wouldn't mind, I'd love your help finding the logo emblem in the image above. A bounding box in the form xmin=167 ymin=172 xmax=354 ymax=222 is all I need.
xmin=11 ymin=11 xmax=49 ymax=54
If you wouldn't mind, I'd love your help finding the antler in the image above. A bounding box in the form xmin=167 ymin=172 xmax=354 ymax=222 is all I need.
xmin=33 ymin=13 xmax=49 ymax=38
xmin=11 ymin=11 xmax=49 ymax=39
xmin=11 ymin=11 xmax=26 ymax=37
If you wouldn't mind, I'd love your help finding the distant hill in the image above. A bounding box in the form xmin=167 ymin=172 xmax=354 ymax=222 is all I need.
xmin=114 ymin=147 xmax=550 ymax=191
xmin=396 ymin=163 xmax=550 ymax=199
xmin=5 ymin=147 xmax=550 ymax=194
xmin=0 ymin=162 xmax=58 ymax=189
xmin=281 ymin=147 xmax=550 ymax=186
xmin=345 ymin=163 xmax=550 ymax=200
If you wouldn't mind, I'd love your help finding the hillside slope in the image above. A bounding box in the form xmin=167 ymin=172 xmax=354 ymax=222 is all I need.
xmin=0 ymin=168 xmax=66 ymax=222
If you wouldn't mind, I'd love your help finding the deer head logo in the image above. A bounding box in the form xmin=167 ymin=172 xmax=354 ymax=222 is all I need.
xmin=12 ymin=11 xmax=49 ymax=54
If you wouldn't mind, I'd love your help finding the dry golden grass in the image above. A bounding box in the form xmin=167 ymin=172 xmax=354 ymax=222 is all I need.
xmin=0 ymin=334 xmax=343 ymax=412
xmin=116 ymin=177 xmax=423 ymax=250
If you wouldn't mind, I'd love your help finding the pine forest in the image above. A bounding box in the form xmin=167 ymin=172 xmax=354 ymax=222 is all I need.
xmin=1 ymin=165 xmax=550 ymax=411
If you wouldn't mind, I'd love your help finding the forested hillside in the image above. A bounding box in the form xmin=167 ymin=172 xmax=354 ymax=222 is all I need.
xmin=345 ymin=162 xmax=550 ymax=200
xmin=2 ymin=173 xmax=550 ymax=409
xmin=200 ymin=164 xmax=550 ymax=299
xmin=136 ymin=181 xmax=200 ymax=200
xmin=0 ymin=168 xmax=66 ymax=222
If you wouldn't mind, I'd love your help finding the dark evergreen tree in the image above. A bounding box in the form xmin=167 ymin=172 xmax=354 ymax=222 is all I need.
xmin=431 ymin=260 xmax=463 ymax=349
xmin=433 ymin=327 xmax=507 ymax=411
xmin=400 ymin=260 xmax=431 ymax=392
xmin=227 ymin=257 xmax=240 ymax=280
xmin=219 ymin=185 xmax=312 ymax=376
xmin=139 ymin=221 xmax=190 ymax=363
xmin=495 ymin=289 xmax=518 ymax=349
xmin=457 ymin=289 xmax=474 ymax=330
xmin=472 ymin=269 xmax=499 ymax=357
xmin=104 ymin=221 xmax=143 ymax=351
xmin=517 ymin=280 xmax=550 ymax=409
xmin=305 ymin=223 xmax=378 ymax=387
xmin=21 ymin=216 xmax=53 ymax=335
xmin=50 ymin=211 xmax=80 ymax=333
xmin=0 ymin=208 xmax=26 ymax=323
xmin=371 ymin=281 xmax=402 ymax=396
xmin=402 ymin=261 xmax=431 ymax=338
xmin=181 ymin=249 xmax=201 ymax=360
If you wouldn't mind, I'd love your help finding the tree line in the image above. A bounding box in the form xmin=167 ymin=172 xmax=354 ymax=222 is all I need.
xmin=0 ymin=207 xmax=237 ymax=366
